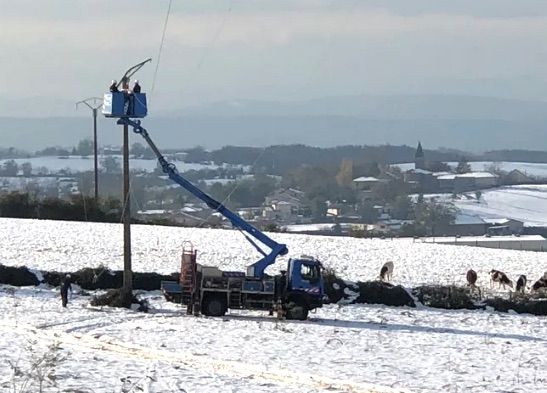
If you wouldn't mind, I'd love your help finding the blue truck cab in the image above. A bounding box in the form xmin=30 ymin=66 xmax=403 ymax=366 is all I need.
xmin=287 ymin=256 xmax=324 ymax=297
xmin=102 ymin=92 xmax=148 ymax=118
xmin=280 ymin=255 xmax=326 ymax=318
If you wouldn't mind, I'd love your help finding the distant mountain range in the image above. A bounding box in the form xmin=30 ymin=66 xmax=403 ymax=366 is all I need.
xmin=1 ymin=94 xmax=547 ymax=152
xmin=162 ymin=94 xmax=547 ymax=121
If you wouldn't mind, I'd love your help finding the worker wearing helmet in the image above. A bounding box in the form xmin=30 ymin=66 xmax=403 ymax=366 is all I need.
xmin=133 ymin=79 xmax=141 ymax=93
xmin=109 ymin=80 xmax=118 ymax=93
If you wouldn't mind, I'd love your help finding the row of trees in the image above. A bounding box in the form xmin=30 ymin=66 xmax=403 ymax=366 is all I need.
xmin=0 ymin=191 xmax=180 ymax=226
xmin=30 ymin=140 xmax=156 ymax=159
xmin=34 ymin=139 xmax=96 ymax=158
xmin=1 ymin=160 xmax=32 ymax=176
xmin=181 ymin=144 xmax=460 ymax=176
xmin=0 ymin=191 xmax=122 ymax=222
xmin=418 ymin=155 xmax=472 ymax=174
xmin=9 ymin=139 xmax=547 ymax=166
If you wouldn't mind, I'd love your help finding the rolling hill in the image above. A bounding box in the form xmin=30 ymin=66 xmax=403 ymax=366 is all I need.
xmin=1 ymin=94 xmax=547 ymax=151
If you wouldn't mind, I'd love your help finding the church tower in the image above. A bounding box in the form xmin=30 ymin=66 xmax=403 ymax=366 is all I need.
xmin=414 ymin=141 xmax=426 ymax=170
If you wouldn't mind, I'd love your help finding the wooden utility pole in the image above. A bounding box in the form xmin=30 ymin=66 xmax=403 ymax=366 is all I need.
xmin=106 ymin=58 xmax=151 ymax=294
xmin=92 ymin=108 xmax=99 ymax=201
xmin=121 ymin=78 xmax=132 ymax=291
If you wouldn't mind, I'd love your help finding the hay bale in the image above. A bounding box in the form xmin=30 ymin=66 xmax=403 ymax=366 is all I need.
xmin=322 ymin=268 xmax=347 ymax=304
xmin=413 ymin=285 xmax=477 ymax=310
xmin=321 ymin=268 xmax=415 ymax=307
xmin=483 ymin=295 xmax=547 ymax=316
xmin=355 ymin=281 xmax=416 ymax=308
xmin=89 ymin=287 xmax=148 ymax=312
xmin=71 ymin=268 xmax=177 ymax=291
xmin=41 ymin=271 xmax=65 ymax=287
xmin=90 ymin=287 xmax=132 ymax=308
xmin=74 ymin=267 xmax=122 ymax=290
xmin=0 ymin=264 xmax=40 ymax=286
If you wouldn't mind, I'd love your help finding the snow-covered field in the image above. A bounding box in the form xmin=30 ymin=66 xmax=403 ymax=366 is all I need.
xmin=2 ymin=218 xmax=547 ymax=287
xmin=1 ymin=287 xmax=546 ymax=392
xmin=420 ymin=185 xmax=547 ymax=226
xmin=4 ymin=157 xmax=547 ymax=178
xmin=396 ymin=161 xmax=547 ymax=178
xmin=0 ymin=155 xmax=248 ymax=174
xmin=1 ymin=217 xmax=547 ymax=392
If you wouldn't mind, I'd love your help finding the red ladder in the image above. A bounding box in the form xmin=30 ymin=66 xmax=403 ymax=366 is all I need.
xmin=179 ymin=241 xmax=197 ymax=304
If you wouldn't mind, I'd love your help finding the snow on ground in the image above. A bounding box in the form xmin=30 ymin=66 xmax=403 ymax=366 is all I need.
xmin=2 ymin=217 xmax=546 ymax=289
xmin=396 ymin=161 xmax=547 ymax=178
xmin=0 ymin=286 xmax=546 ymax=392
xmin=0 ymin=156 xmax=249 ymax=174
xmin=5 ymin=158 xmax=547 ymax=178
xmin=418 ymin=185 xmax=547 ymax=226
xmin=2 ymin=218 xmax=547 ymax=392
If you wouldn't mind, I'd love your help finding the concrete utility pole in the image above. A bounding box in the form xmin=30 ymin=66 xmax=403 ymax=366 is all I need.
xmin=76 ymin=97 xmax=103 ymax=201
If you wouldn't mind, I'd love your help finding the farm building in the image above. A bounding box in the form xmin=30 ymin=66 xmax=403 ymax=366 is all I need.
xmin=483 ymin=217 xmax=525 ymax=235
xmin=453 ymin=172 xmax=499 ymax=193
xmin=438 ymin=213 xmax=488 ymax=236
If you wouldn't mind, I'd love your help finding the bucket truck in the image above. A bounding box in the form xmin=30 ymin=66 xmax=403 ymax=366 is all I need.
xmin=102 ymin=80 xmax=325 ymax=320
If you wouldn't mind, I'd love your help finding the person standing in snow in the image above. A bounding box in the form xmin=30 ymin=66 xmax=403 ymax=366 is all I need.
xmin=61 ymin=274 xmax=73 ymax=308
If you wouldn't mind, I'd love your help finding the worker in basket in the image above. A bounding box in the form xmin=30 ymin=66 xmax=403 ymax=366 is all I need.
xmin=118 ymin=77 xmax=143 ymax=115
xmin=133 ymin=79 xmax=141 ymax=93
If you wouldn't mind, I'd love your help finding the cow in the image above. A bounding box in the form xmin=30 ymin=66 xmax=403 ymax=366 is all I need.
xmin=490 ymin=269 xmax=513 ymax=290
xmin=515 ymin=275 xmax=527 ymax=293
xmin=379 ymin=261 xmax=394 ymax=282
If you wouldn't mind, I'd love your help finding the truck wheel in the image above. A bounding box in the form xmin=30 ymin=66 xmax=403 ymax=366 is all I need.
xmin=285 ymin=299 xmax=309 ymax=321
xmin=172 ymin=294 xmax=182 ymax=303
xmin=201 ymin=295 xmax=227 ymax=317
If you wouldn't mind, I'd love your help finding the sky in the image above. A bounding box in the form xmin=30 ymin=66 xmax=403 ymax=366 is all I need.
xmin=1 ymin=0 xmax=547 ymax=114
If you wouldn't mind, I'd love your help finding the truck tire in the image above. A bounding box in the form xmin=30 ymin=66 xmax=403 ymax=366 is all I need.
xmin=201 ymin=295 xmax=227 ymax=317
xmin=172 ymin=294 xmax=182 ymax=303
xmin=285 ymin=299 xmax=309 ymax=321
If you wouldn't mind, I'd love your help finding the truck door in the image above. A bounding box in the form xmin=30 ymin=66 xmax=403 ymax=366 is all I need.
xmin=289 ymin=259 xmax=323 ymax=296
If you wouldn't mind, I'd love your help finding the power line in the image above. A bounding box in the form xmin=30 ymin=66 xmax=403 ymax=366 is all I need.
xmin=150 ymin=0 xmax=173 ymax=104
xmin=303 ymin=0 xmax=360 ymax=92
xmin=197 ymin=147 xmax=268 ymax=229
xmin=195 ymin=0 xmax=237 ymax=71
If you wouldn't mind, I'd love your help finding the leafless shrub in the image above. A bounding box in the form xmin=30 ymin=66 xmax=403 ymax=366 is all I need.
xmin=6 ymin=338 xmax=68 ymax=393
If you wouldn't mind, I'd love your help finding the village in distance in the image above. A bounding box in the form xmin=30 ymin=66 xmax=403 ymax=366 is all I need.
xmin=2 ymin=139 xmax=547 ymax=249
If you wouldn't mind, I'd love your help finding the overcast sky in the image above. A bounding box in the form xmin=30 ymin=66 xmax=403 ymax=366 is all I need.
xmin=1 ymin=0 xmax=547 ymax=113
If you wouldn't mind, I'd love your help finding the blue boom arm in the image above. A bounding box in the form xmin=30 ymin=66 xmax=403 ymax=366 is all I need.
xmin=118 ymin=118 xmax=288 ymax=278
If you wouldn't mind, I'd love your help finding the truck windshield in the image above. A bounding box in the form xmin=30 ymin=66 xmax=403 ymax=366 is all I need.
xmin=300 ymin=263 xmax=320 ymax=284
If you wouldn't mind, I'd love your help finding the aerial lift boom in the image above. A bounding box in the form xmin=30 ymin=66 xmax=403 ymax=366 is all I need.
xmin=118 ymin=118 xmax=288 ymax=278
xmin=113 ymin=58 xmax=151 ymax=90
